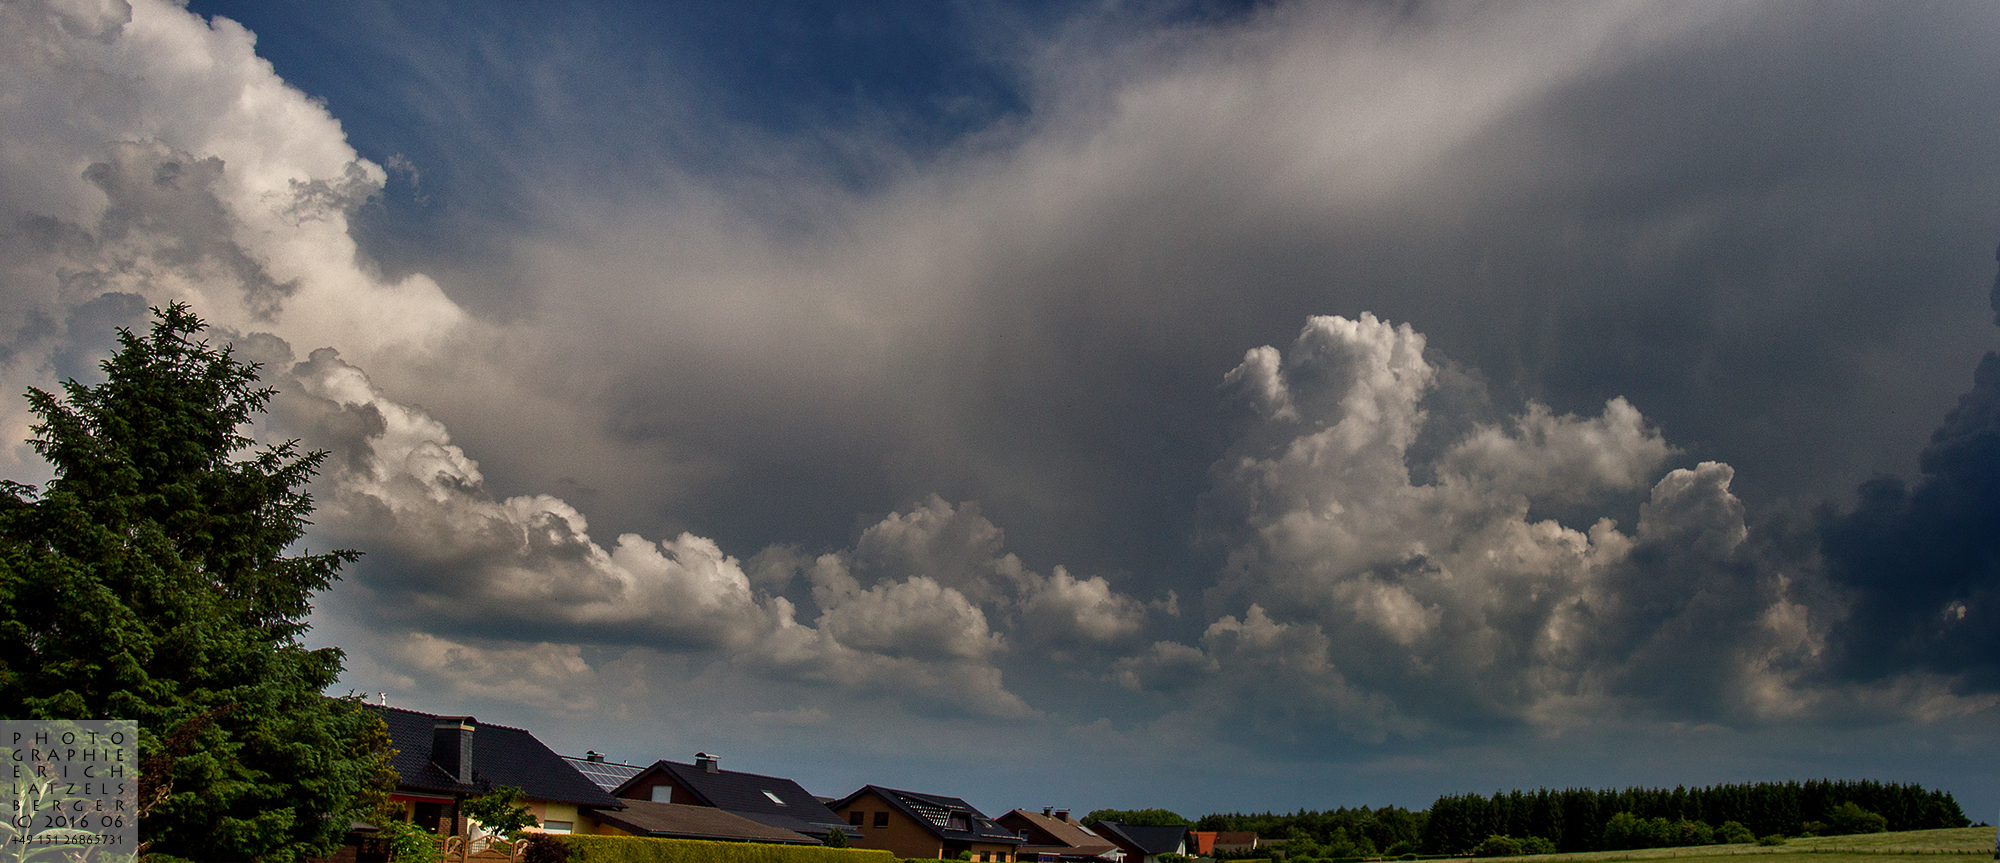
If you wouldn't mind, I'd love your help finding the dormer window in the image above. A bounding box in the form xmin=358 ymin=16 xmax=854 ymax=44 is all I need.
xmin=948 ymin=812 xmax=971 ymax=831
xmin=764 ymin=791 xmax=786 ymax=805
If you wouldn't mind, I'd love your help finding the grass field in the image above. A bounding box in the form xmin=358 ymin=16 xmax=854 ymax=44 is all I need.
xmin=1486 ymin=828 xmax=1997 ymax=863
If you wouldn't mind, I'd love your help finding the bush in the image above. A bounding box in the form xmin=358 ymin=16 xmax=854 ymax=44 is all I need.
xmin=524 ymin=833 xmax=573 ymax=863
xmin=561 ymin=835 xmax=900 ymax=863
xmin=1667 ymin=820 xmax=1714 ymax=847
xmin=373 ymin=819 xmax=442 ymax=863
xmin=1471 ymin=836 xmax=1521 ymax=858
xmin=1716 ymin=822 xmax=1755 ymax=844
xmin=1519 ymin=837 xmax=1556 ymax=855
xmin=1756 ymin=835 xmax=1787 ymax=847
xmin=1826 ymin=803 xmax=1889 ymax=835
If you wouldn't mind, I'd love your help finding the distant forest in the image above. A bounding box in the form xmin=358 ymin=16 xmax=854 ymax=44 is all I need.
xmin=1194 ymin=779 xmax=1970 ymax=857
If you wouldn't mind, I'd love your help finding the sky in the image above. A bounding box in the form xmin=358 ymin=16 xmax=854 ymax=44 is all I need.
xmin=3 ymin=0 xmax=1999 ymax=824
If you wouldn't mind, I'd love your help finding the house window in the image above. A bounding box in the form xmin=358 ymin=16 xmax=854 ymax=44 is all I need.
xmin=948 ymin=813 xmax=970 ymax=832
xmin=651 ymin=785 xmax=674 ymax=803
xmin=764 ymin=791 xmax=786 ymax=805
xmin=850 ymin=812 xmax=864 ymax=826
xmin=874 ymin=812 xmax=889 ymax=828
xmin=542 ymin=821 xmax=573 ymax=834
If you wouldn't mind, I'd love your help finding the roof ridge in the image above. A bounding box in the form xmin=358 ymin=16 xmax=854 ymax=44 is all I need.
xmin=659 ymin=759 xmax=802 ymax=783
xmin=364 ymin=703 xmax=536 ymax=735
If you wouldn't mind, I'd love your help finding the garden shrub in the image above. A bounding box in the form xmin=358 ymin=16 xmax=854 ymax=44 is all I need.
xmin=524 ymin=833 xmax=573 ymax=863
xmin=562 ymin=835 xmax=899 ymax=863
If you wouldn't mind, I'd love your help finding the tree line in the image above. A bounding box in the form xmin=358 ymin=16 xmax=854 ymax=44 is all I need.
xmin=1198 ymin=807 xmax=1427 ymax=858
xmin=1418 ymin=779 xmax=1969 ymax=854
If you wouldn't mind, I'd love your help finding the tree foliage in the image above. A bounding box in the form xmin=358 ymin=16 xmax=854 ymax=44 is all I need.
xmin=1198 ymin=806 xmax=1426 ymax=859
xmin=466 ymin=785 xmax=541 ymax=841
xmin=1419 ymin=780 xmax=1966 ymax=855
xmin=0 ymin=304 xmax=393 ymax=861
xmin=1089 ymin=809 xmax=1192 ymax=827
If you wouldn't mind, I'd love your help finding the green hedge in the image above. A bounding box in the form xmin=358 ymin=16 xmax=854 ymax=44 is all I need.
xmin=562 ymin=835 xmax=899 ymax=863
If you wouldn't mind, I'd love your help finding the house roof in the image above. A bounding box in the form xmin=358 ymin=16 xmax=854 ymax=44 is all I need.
xmin=613 ymin=758 xmax=857 ymax=839
xmin=1016 ymin=846 xmax=1125 ymax=863
xmin=366 ymin=704 xmax=622 ymax=809
xmin=590 ymin=800 xmax=822 ymax=844
xmin=999 ymin=810 xmax=1114 ymax=851
xmin=561 ymin=754 xmax=647 ymax=792
xmin=833 ymin=786 xmax=1022 ymax=845
xmin=1092 ymin=822 xmax=1189 ymax=856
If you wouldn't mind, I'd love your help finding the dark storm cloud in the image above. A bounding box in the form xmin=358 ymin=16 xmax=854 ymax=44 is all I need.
xmin=468 ymin=1 xmax=2000 ymax=623
xmin=1819 ymin=254 xmax=2000 ymax=691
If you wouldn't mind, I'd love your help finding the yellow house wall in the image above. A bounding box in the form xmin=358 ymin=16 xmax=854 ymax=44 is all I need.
xmin=832 ymin=790 xmax=1015 ymax=862
xmin=527 ymin=801 xmax=581 ymax=833
xmin=835 ymin=790 xmax=945 ymax=859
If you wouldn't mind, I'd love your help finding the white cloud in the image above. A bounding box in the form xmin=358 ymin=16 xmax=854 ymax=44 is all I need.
xmin=1151 ymin=313 xmax=1989 ymax=741
xmin=1016 ymin=566 xmax=1148 ymax=649
xmin=1440 ymin=398 xmax=1675 ymax=505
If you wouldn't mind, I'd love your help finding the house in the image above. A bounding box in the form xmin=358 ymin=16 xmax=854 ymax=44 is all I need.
xmin=1213 ymin=832 xmax=1260 ymax=853
xmin=591 ymin=799 xmax=823 ymax=844
xmin=611 ymin=752 xmax=860 ymax=843
xmin=1091 ymin=822 xmax=1189 ymax=863
xmin=370 ymin=705 xmax=625 ymax=837
xmin=830 ymin=785 xmax=1025 ymax=862
xmin=996 ymin=807 xmax=1125 ymax=863
xmin=1189 ymin=832 xmax=1215 ymax=857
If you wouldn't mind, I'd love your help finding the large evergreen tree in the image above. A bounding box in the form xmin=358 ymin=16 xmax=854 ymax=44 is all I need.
xmin=0 ymin=304 xmax=393 ymax=861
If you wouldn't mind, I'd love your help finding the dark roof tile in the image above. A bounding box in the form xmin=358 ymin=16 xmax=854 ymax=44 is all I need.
xmin=591 ymin=800 xmax=822 ymax=844
xmin=368 ymin=705 xmax=621 ymax=809
xmin=614 ymin=759 xmax=857 ymax=839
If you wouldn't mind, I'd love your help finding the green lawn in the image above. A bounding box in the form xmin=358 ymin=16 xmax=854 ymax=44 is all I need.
xmin=1494 ymin=827 xmax=1997 ymax=863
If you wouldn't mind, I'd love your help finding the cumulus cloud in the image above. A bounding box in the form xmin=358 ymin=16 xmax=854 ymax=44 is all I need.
xmin=1015 ymin=566 xmax=1148 ymax=650
xmin=0 ymin=0 xmax=463 ymax=484
xmin=266 ymin=347 xmax=1069 ymax=717
xmin=1137 ymin=312 xmax=1988 ymax=745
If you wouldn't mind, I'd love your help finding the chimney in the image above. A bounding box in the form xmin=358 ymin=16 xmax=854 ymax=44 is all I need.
xmin=695 ymin=751 xmax=719 ymax=773
xmin=1043 ymin=807 xmax=1053 ymax=816
xmin=432 ymin=716 xmax=476 ymax=785
xmin=585 ymin=750 xmax=605 ymax=763
xmin=1055 ymin=810 xmax=1070 ymax=822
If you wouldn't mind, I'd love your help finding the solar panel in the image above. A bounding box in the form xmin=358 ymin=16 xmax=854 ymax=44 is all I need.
xmin=562 ymin=755 xmax=646 ymax=791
